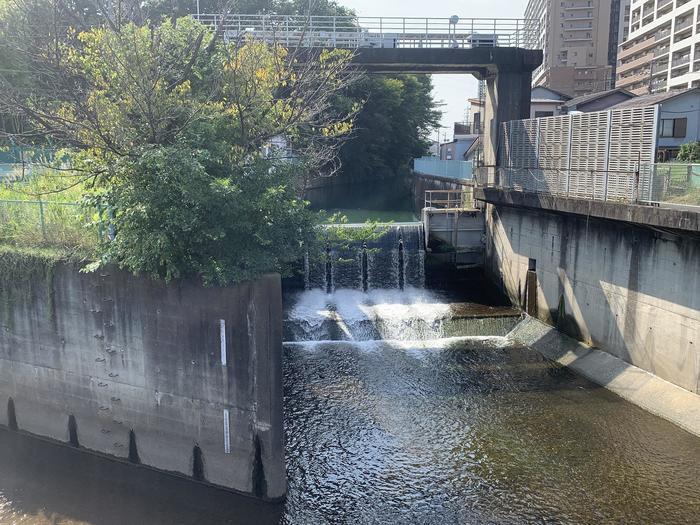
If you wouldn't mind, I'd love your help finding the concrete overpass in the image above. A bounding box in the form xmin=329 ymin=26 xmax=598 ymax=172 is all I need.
xmin=193 ymin=13 xmax=543 ymax=171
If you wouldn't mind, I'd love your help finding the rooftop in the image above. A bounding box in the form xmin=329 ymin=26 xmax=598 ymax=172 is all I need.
xmin=608 ymin=88 xmax=699 ymax=109
xmin=563 ymin=88 xmax=634 ymax=109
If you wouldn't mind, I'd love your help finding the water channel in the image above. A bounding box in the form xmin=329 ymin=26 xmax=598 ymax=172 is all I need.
xmin=0 ymin=246 xmax=699 ymax=523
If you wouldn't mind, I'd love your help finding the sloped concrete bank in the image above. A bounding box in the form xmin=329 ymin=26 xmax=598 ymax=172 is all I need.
xmin=0 ymin=254 xmax=285 ymax=500
xmin=509 ymin=317 xmax=700 ymax=437
xmin=483 ymin=203 xmax=699 ymax=394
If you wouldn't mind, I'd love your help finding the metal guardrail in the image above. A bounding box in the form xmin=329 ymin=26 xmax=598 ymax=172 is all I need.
xmin=424 ymin=190 xmax=474 ymax=210
xmin=192 ymin=14 xmax=540 ymax=49
xmin=475 ymin=164 xmax=700 ymax=209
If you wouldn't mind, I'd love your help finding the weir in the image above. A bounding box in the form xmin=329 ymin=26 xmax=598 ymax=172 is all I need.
xmin=282 ymin=255 xmax=700 ymax=522
xmin=306 ymin=223 xmax=426 ymax=292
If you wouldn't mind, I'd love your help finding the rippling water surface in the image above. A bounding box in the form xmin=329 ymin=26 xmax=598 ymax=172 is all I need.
xmin=282 ymin=336 xmax=700 ymax=524
xmin=0 ymin=288 xmax=698 ymax=524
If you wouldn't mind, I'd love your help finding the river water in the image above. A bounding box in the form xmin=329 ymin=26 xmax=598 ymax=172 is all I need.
xmin=0 ymin=287 xmax=698 ymax=524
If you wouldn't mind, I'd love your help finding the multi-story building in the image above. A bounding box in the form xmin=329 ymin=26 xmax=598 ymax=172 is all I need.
xmin=525 ymin=0 xmax=627 ymax=96
xmin=616 ymin=0 xmax=700 ymax=94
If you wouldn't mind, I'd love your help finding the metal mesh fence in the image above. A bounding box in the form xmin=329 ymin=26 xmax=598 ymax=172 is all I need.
xmin=0 ymin=199 xmax=99 ymax=250
xmin=476 ymin=164 xmax=700 ymax=210
xmin=638 ymin=164 xmax=700 ymax=207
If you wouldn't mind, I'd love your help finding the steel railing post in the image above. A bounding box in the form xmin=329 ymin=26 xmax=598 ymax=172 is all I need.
xmin=601 ymin=170 xmax=606 ymax=201
xmin=38 ymin=198 xmax=46 ymax=241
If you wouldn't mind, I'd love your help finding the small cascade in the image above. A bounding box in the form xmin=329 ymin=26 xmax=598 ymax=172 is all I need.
xmin=284 ymin=288 xmax=521 ymax=343
xmin=305 ymin=223 xmax=426 ymax=292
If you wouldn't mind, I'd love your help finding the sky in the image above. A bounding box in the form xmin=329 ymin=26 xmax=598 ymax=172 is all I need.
xmin=339 ymin=0 xmax=528 ymax=140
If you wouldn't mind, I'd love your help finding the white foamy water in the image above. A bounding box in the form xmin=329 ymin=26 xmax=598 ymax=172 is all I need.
xmin=286 ymin=288 xmax=453 ymax=342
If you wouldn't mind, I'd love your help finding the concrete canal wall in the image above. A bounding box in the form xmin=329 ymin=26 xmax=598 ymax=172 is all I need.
xmin=485 ymin=203 xmax=700 ymax=394
xmin=0 ymin=256 xmax=285 ymax=499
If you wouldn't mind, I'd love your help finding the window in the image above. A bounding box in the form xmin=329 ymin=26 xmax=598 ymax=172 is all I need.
xmin=535 ymin=111 xmax=554 ymax=118
xmin=659 ymin=117 xmax=688 ymax=137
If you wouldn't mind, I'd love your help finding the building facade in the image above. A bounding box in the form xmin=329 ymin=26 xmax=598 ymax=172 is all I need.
xmin=616 ymin=0 xmax=700 ymax=95
xmin=525 ymin=0 xmax=624 ymax=96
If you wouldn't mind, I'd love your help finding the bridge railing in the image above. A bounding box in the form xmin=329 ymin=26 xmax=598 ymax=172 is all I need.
xmin=192 ymin=14 xmax=540 ymax=49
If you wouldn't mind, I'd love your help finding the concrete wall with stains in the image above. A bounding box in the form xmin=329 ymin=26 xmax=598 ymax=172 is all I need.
xmin=0 ymin=259 xmax=285 ymax=500
xmin=484 ymin=204 xmax=700 ymax=394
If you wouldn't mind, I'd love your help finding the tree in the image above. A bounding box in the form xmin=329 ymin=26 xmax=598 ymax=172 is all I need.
xmin=677 ymin=141 xmax=700 ymax=163
xmin=0 ymin=7 xmax=359 ymax=284
xmin=336 ymin=75 xmax=441 ymax=182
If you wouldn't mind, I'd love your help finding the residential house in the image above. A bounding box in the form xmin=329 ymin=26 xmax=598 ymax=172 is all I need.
xmin=608 ymin=87 xmax=700 ymax=160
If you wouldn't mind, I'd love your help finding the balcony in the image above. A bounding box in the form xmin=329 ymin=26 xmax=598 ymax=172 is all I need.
xmin=674 ymin=16 xmax=693 ymax=32
xmin=671 ymin=55 xmax=690 ymax=68
xmin=651 ymin=60 xmax=669 ymax=74
xmin=657 ymin=4 xmax=674 ymax=17
xmin=674 ymin=27 xmax=693 ymax=43
xmin=655 ymin=27 xmax=672 ymax=40
xmin=617 ymin=51 xmax=654 ymax=74
xmin=617 ymin=70 xmax=651 ymax=88
xmin=650 ymin=79 xmax=667 ymax=92
xmin=670 ymin=65 xmax=689 ymax=78
xmin=618 ymin=36 xmax=657 ymax=59
xmin=653 ymin=45 xmax=670 ymax=57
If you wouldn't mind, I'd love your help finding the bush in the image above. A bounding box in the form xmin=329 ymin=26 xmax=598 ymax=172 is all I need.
xmin=677 ymin=141 xmax=700 ymax=163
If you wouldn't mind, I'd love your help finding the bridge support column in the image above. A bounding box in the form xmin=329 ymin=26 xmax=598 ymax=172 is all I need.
xmin=481 ymin=70 xmax=532 ymax=183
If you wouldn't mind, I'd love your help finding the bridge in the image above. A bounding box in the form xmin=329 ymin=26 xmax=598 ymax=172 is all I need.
xmin=193 ymin=13 xmax=543 ymax=170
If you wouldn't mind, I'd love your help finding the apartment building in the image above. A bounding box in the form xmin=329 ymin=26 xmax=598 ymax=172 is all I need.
xmin=616 ymin=0 xmax=700 ymax=94
xmin=525 ymin=0 xmax=626 ymax=96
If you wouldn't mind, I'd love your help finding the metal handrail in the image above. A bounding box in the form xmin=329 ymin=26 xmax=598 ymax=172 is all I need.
xmin=192 ymin=14 xmax=540 ymax=49
xmin=424 ymin=190 xmax=472 ymax=209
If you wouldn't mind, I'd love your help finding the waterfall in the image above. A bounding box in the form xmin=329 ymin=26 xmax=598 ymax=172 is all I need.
xmin=305 ymin=224 xmax=426 ymax=291
xmin=284 ymin=288 xmax=521 ymax=343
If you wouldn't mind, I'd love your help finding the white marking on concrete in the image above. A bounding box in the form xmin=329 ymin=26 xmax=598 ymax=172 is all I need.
xmin=220 ymin=319 xmax=227 ymax=366
xmin=223 ymin=409 xmax=231 ymax=454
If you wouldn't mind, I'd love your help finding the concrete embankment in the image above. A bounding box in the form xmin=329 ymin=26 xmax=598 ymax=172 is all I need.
xmin=509 ymin=317 xmax=700 ymax=437
xmin=484 ymin=202 xmax=699 ymax=395
xmin=0 ymin=254 xmax=285 ymax=499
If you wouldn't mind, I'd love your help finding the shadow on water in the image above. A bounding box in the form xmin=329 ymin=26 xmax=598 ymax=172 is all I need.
xmin=0 ymin=429 xmax=283 ymax=525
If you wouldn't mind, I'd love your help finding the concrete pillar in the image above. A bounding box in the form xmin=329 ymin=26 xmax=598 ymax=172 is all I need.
xmin=482 ymin=70 xmax=532 ymax=181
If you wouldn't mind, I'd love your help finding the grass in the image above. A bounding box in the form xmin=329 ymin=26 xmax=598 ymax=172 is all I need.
xmin=321 ymin=208 xmax=419 ymax=223
xmin=0 ymin=168 xmax=98 ymax=254
xmin=649 ymin=164 xmax=700 ymax=207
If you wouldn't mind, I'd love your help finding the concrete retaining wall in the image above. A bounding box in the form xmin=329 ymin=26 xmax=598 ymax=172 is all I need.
xmin=485 ymin=203 xmax=700 ymax=394
xmin=0 ymin=257 xmax=285 ymax=499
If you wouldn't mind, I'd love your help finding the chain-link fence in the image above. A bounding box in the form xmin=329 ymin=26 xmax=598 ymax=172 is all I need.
xmin=0 ymin=199 xmax=100 ymax=250
xmin=637 ymin=164 xmax=700 ymax=208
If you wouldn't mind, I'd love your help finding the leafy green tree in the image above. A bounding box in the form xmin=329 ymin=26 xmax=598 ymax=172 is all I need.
xmin=1 ymin=12 xmax=358 ymax=284
xmin=677 ymin=141 xmax=700 ymax=163
xmin=337 ymin=74 xmax=441 ymax=182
